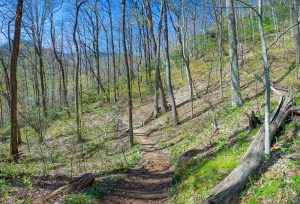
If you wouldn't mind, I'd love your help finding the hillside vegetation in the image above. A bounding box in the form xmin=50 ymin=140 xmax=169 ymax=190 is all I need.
xmin=0 ymin=0 xmax=300 ymax=204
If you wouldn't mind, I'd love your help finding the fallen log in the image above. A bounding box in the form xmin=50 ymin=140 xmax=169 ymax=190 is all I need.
xmin=46 ymin=173 xmax=95 ymax=199
xmin=203 ymin=94 xmax=299 ymax=204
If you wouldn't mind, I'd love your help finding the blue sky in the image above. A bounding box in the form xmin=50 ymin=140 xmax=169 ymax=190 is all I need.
xmin=0 ymin=0 xmax=214 ymax=52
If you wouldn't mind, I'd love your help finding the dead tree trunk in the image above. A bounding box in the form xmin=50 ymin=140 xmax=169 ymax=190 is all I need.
xmin=203 ymin=94 xmax=298 ymax=204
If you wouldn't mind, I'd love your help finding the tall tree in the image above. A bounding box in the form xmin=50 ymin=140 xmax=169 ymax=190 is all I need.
xmin=257 ymin=0 xmax=271 ymax=157
xmin=50 ymin=11 xmax=69 ymax=111
xmin=164 ymin=0 xmax=178 ymax=125
xmin=226 ymin=0 xmax=243 ymax=107
xmin=122 ymin=0 xmax=134 ymax=147
xmin=25 ymin=0 xmax=50 ymax=117
xmin=291 ymin=0 xmax=300 ymax=79
xmin=10 ymin=0 xmax=24 ymax=160
xmin=145 ymin=0 xmax=168 ymax=117
xmin=169 ymin=0 xmax=195 ymax=117
xmin=73 ymin=0 xmax=86 ymax=142
xmin=107 ymin=0 xmax=117 ymax=102
xmin=212 ymin=0 xmax=224 ymax=99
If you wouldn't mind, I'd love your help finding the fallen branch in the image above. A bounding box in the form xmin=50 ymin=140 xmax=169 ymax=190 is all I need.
xmin=46 ymin=173 xmax=95 ymax=199
xmin=203 ymin=94 xmax=299 ymax=203
xmin=254 ymin=73 xmax=283 ymax=96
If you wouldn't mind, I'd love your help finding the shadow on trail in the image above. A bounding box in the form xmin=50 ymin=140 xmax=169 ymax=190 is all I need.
xmin=99 ymin=167 xmax=173 ymax=203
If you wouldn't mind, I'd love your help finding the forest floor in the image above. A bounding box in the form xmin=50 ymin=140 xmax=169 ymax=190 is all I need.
xmin=1 ymin=38 xmax=300 ymax=203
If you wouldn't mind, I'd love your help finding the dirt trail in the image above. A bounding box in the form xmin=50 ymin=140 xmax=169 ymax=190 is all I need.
xmin=100 ymin=128 xmax=173 ymax=204
xmin=99 ymin=82 xmax=207 ymax=203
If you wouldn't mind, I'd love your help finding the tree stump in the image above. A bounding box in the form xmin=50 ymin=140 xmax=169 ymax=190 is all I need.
xmin=245 ymin=110 xmax=261 ymax=131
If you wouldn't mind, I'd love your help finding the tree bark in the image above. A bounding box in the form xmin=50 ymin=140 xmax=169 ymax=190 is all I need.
xmin=257 ymin=0 xmax=271 ymax=156
xmin=212 ymin=0 xmax=224 ymax=99
xmin=163 ymin=0 xmax=178 ymax=125
xmin=292 ymin=0 xmax=300 ymax=79
xmin=50 ymin=13 xmax=69 ymax=111
xmin=145 ymin=0 xmax=168 ymax=116
xmin=107 ymin=0 xmax=117 ymax=102
xmin=226 ymin=0 xmax=243 ymax=107
xmin=10 ymin=0 xmax=24 ymax=160
xmin=73 ymin=0 xmax=86 ymax=143
xmin=0 ymin=97 xmax=3 ymax=128
xmin=122 ymin=0 xmax=134 ymax=147
xmin=169 ymin=0 xmax=195 ymax=118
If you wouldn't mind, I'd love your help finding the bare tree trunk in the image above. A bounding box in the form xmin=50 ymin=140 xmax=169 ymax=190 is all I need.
xmin=142 ymin=23 xmax=149 ymax=86
xmin=100 ymin=17 xmax=111 ymax=103
xmin=192 ymin=0 xmax=197 ymax=57
xmin=226 ymin=0 xmax=243 ymax=107
xmin=133 ymin=9 xmax=144 ymax=103
xmin=0 ymin=97 xmax=3 ymax=128
xmin=122 ymin=0 xmax=134 ymax=147
xmin=202 ymin=0 xmax=208 ymax=48
xmin=214 ymin=0 xmax=224 ymax=99
xmin=27 ymin=0 xmax=49 ymax=117
xmin=73 ymin=0 xmax=86 ymax=143
xmin=269 ymin=0 xmax=279 ymax=40
xmin=257 ymin=0 xmax=271 ymax=156
xmin=292 ymin=0 xmax=300 ymax=79
xmin=50 ymin=13 xmax=69 ymax=112
xmin=107 ymin=0 xmax=117 ymax=102
xmin=164 ymin=0 xmax=178 ymax=125
xmin=39 ymin=55 xmax=47 ymax=117
xmin=95 ymin=2 xmax=101 ymax=96
xmin=10 ymin=0 xmax=24 ymax=160
xmin=145 ymin=0 xmax=168 ymax=116
xmin=290 ymin=0 xmax=295 ymax=38
xmin=169 ymin=0 xmax=195 ymax=117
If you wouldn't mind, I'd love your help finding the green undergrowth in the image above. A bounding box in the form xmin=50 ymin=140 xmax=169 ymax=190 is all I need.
xmin=242 ymin=122 xmax=300 ymax=204
xmin=65 ymin=174 xmax=124 ymax=204
xmin=170 ymin=127 xmax=259 ymax=203
xmin=0 ymin=102 xmax=142 ymax=203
